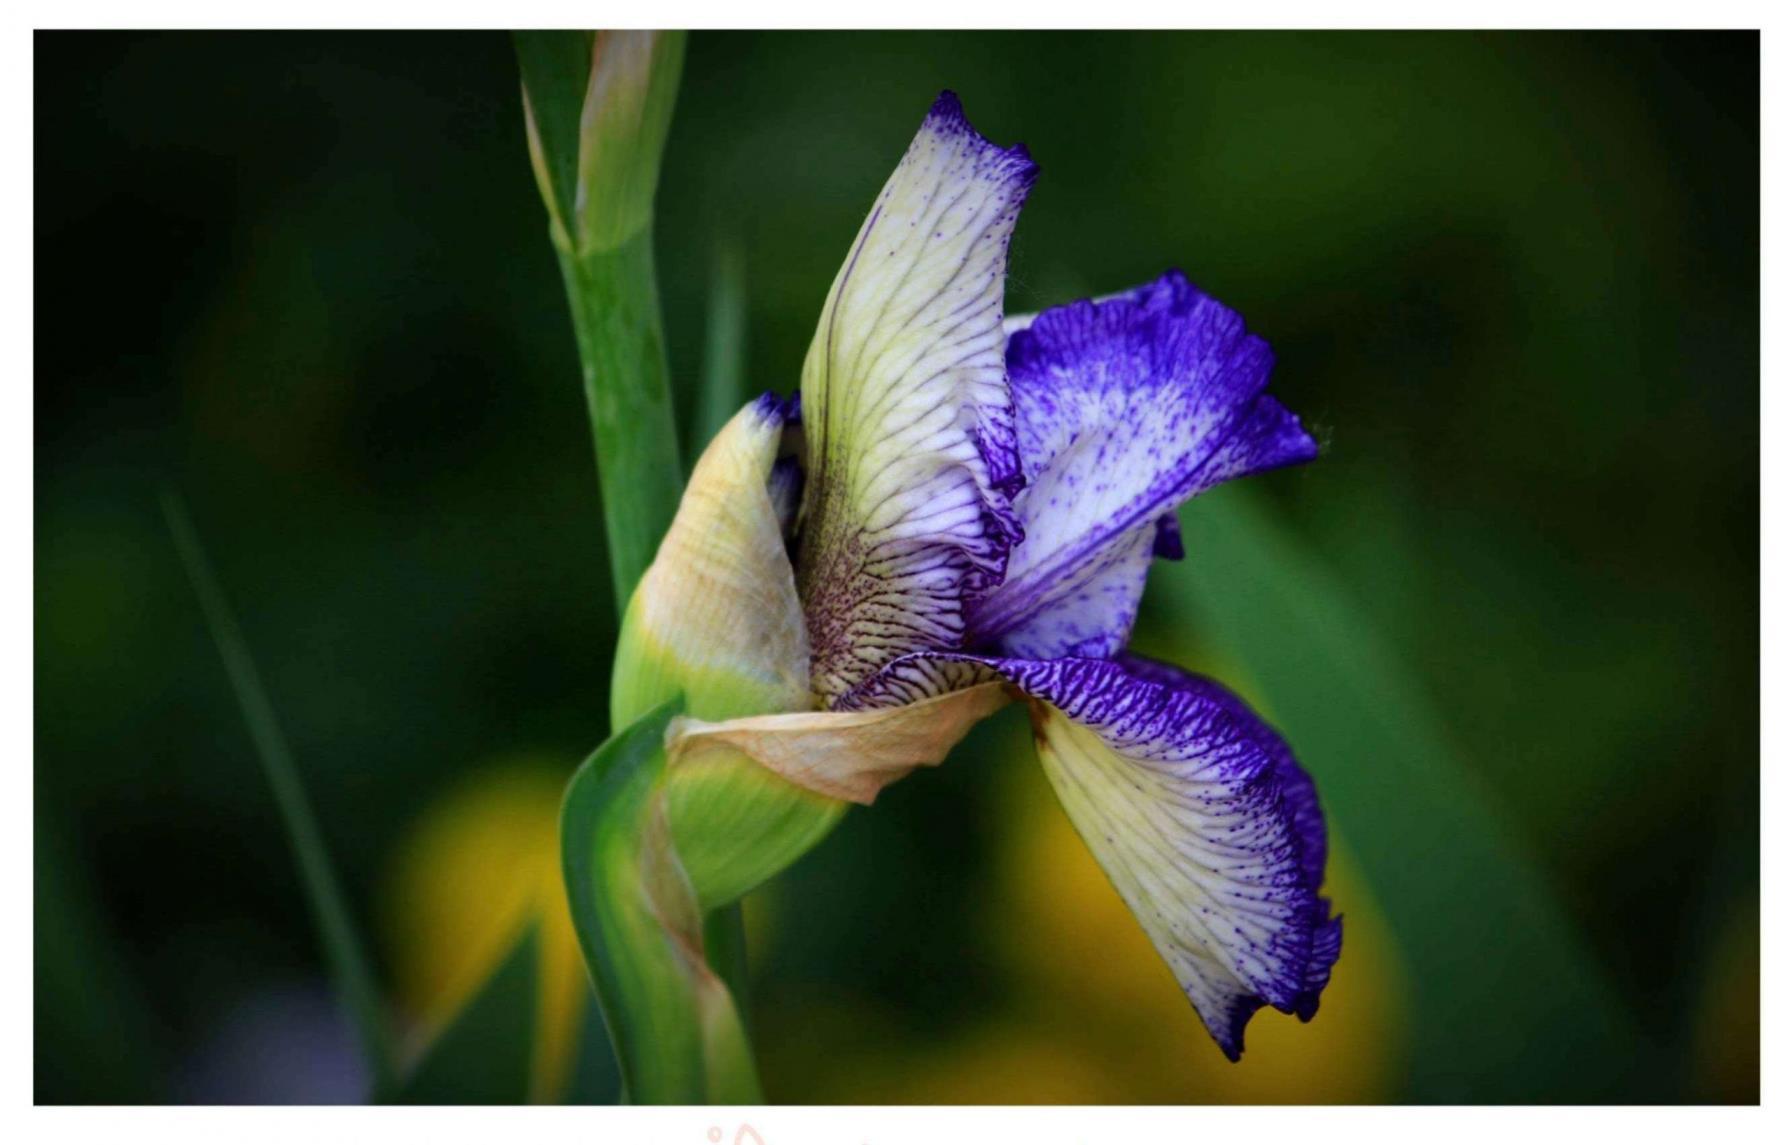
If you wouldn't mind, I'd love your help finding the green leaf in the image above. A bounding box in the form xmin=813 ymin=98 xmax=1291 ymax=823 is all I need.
xmin=560 ymin=699 xmax=762 ymax=1103
xmin=661 ymin=752 xmax=847 ymax=912
xmin=514 ymin=30 xmax=685 ymax=258
xmin=1148 ymin=485 xmax=1647 ymax=1101
xmin=701 ymin=905 xmax=753 ymax=1039
xmin=564 ymin=990 xmax=623 ymax=1104
xmin=386 ymin=924 xmax=541 ymax=1104
xmin=161 ymin=492 xmax=398 ymax=1096
xmin=513 ymin=31 xmax=593 ymax=240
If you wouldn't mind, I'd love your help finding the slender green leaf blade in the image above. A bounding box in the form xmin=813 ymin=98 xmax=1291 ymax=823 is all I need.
xmin=564 ymin=989 xmax=623 ymax=1104
xmin=702 ymin=906 xmax=752 ymax=1039
xmin=387 ymin=924 xmax=541 ymax=1104
xmin=1148 ymin=485 xmax=1645 ymax=1101
xmin=513 ymin=31 xmax=593 ymax=237
xmin=161 ymin=492 xmax=397 ymax=1095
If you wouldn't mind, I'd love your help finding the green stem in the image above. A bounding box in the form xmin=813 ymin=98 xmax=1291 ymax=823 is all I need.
xmin=691 ymin=242 xmax=747 ymax=460
xmin=556 ymin=229 xmax=685 ymax=616
xmin=522 ymin=32 xmax=762 ymax=1103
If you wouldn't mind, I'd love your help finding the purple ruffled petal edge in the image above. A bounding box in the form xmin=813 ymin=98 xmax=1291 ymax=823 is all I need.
xmin=839 ymin=649 xmax=1342 ymax=1060
xmin=1116 ymin=651 xmax=1341 ymax=1035
xmin=965 ymin=270 xmax=1316 ymax=660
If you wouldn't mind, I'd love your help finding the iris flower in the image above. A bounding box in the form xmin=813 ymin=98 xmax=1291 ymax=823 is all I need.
xmin=615 ymin=91 xmax=1340 ymax=1060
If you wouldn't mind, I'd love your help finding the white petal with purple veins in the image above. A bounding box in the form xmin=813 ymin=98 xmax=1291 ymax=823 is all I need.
xmin=839 ymin=650 xmax=1340 ymax=1060
xmin=796 ymin=91 xmax=1037 ymax=704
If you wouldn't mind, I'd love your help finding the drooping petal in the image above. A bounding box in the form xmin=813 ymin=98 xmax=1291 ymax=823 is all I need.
xmin=965 ymin=271 xmax=1316 ymax=659
xmin=1114 ymin=651 xmax=1325 ymax=891
xmin=1018 ymin=656 xmax=1340 ymax=1057
xmin=839 ymin=650 xmax=1340 ymax=1059
xmin=796 ymin=91 xmax=1037 ymax=704
xmin=612 ymin=393 xmax=809 ymax=726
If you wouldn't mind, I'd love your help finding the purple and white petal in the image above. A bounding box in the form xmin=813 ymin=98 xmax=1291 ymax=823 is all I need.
xmin=986 ymin=523 xmax=1157 ymax=659
xmin=796 ymin=91 xmax=1037 ymax=705
xmin=966 ymin=271 xmax=1316 ymax=659
xmin=841 ymin=649 xmax=1340 ymax=1059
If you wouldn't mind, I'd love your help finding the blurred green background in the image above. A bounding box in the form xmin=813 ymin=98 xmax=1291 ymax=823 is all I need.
xmin=35 ymin=31 xmax=1758 ymax=1104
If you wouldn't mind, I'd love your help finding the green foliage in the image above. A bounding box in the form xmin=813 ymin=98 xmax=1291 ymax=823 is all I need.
xmin=662 ymin=756 xmax=849 ymax=914
xmin=516 ymin=31 xmax=685 ymax=258
xmin=560 ymin=700 xmax=762 ymax=1103
xmin=565 ymin=990 xmax=625 ymax=1103
xmin=512 ymin=31 xmax=594 ymax=242
xmin=169 ymin=493 xmax=560 ymax=1105
xmin=162 ymin=494 xmax=399 ymax=1097
xmin=570 ymin=33 xmax=685 ymax=255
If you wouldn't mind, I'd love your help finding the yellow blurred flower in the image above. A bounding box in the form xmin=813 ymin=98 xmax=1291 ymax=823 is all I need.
xmin=381 ymin=759 xmax=587 ymax=1102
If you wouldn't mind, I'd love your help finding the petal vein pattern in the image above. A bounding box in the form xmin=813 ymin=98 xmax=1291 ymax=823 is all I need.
xmin=967 ymin=271 xmax=1316 ymax=660
xmin=796 ymin=92 xmax=1037 ymax=704
xmin=839 ymin=651 xmax=1340 ymax=1059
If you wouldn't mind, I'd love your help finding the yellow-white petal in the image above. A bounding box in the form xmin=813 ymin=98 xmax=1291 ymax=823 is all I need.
xmin=612 ymin=394 xmax=809 ymax=726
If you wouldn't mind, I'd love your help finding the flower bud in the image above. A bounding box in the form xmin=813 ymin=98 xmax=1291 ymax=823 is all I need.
xmin=521 ymin=31 xmax=685 ymax=256
xmin=612 ymin=396 xmax=1013 ymax=909
xmin=611 ymin=397 xmax=845 ymax=909
xmin=611 ymin=394 xmax=808 ymax=729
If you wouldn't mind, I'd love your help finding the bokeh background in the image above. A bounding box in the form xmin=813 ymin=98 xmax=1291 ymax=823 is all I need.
xmin=36 ymin=31 xmax=1758 ymax=1104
